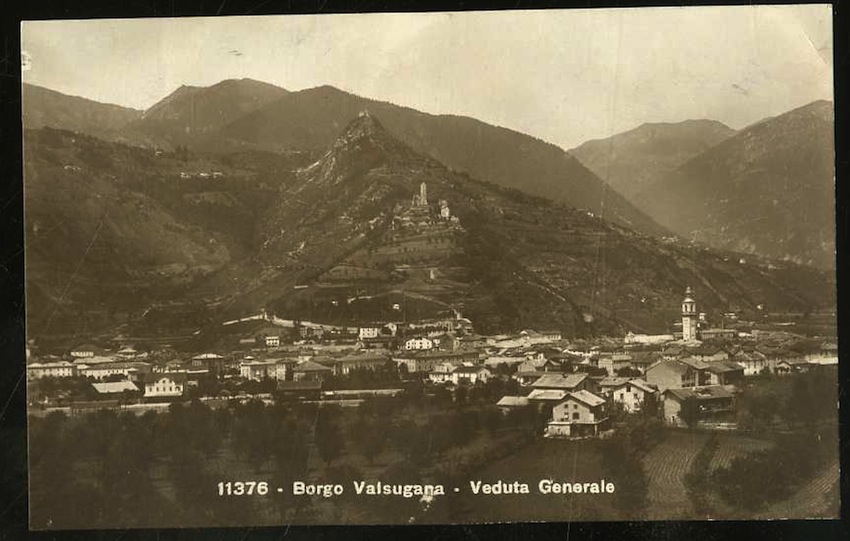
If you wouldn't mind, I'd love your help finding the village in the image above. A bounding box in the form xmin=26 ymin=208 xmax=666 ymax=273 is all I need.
xmin=26 ymin=285 xmax=838 ymax=438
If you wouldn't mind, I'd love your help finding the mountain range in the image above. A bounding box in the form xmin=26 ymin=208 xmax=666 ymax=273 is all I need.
xmin=633 ymin=100 xmax=835 ymax=269
xmin=23 ymin=80 xmax=664 ymax=237
xmin=20 ymin=80 xmax=836 ymax=338
xmin=569 ymin=119 xmax=736 ymax=199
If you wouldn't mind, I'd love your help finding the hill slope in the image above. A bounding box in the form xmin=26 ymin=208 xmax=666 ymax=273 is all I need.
xmin=222 ymin=85 xmax=667 ymax=237
xmin=22 ymin=83 xmax=142 ymax=139
xmin=23 ymin=127 xmax=313 ymax=336
xmin=570 ymin=120 xmax=735 ymax=199
xmin=123 ymin=78 xmax=290 ymax=149
xmin=255 ymin=112 xmax=835 ymax=335
xmin=634 ymin=101 xmax=835 ymax=269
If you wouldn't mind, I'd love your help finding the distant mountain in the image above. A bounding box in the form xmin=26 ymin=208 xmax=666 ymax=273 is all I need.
xmin=222 ymin=85 xmax=667 ymax=237
xmin=634 ymin=100 xmax=835 ymax=269
xmin=22 ymin=83 xmax=142 ymax=139
xmin=570 ymin=119 xmax=735 ymax=199
xmin=123 ymin=78 xmax=290 ymax=148
xmin=257 ymin=111 xmax=834 ymax=335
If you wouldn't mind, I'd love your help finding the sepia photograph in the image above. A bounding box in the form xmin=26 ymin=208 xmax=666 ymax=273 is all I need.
xmin=20 ymin=5 xmax=838 ymax=529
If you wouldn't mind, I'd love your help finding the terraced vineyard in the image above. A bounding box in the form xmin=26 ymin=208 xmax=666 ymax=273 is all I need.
xmin=709 ymin=434 xmax=774 ymax=471
xmin=642 ymin=431 xmax=709 ymax=519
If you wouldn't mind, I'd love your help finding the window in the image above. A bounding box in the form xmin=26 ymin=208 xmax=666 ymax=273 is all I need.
xmin=572 ymin=412 xmax=580 ymax=420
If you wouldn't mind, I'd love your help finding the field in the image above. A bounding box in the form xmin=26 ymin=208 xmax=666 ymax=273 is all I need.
xmin=709 ymin=434 xmax=774 ymax=471
xmin=642 ymin=431 xmax=709 ymax=519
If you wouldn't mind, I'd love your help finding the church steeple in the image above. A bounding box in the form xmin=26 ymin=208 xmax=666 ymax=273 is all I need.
xmin=681 ymin=286 xmax=698 ymax=341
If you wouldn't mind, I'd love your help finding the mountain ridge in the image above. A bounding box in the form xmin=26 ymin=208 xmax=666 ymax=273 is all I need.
xmin=634 ymin=100 xmax=835 ymax=269
xmin=223 ymin=84 xmax=668 ymax=237
xmin=569 ymin=119 xmax=736 ymax=199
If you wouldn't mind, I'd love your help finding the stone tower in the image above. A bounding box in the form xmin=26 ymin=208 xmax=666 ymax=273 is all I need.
xmin=419 ymin=182 xmax=428 ymax=206
xmin=681 ymin=286 xmax=698 ymax=341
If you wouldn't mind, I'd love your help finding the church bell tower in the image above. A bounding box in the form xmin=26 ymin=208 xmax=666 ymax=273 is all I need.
xmin=681 ymin=286 xmax=698 ymax=341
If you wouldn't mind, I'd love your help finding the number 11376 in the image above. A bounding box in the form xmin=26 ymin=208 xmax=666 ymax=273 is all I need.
xmin=217 ymin=481 xmax=269 ymax=496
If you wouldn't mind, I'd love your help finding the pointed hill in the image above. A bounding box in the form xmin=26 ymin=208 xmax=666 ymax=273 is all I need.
xmin=569 ymin=119 xmax=735 ymax=199
xmin=123 ymin=78 xmax=290 ymax=148
xmin=257 ymin=112 xmax=834 ymax=336
xmin=22 ymin=83 xmax=143 ymax=139
xmin=222 ymin=85 xmax=667 ymax=237
xmin=634 ymin=100 xmax=835 ymax=269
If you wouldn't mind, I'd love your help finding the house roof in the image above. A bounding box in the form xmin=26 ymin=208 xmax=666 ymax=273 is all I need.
xmin=496 ymin=395 xmax=530 ymax=407
xmin=326 ymin=354 xmax=389 ymax=365
xmin=28 ymin=361 xmax=75 ymax=368
xmin=92 ymin=381 xmax=139 ymax=394
xmin=527 ymin=389 xmax=568 ymax=401
xmin=483 ymin=356 xmax=526 ymax=366
xmin=566 ymin=389 xmax=606 ymax=408
xmin=294 ymin=359 xmax=333 ymax=372
xmin=531 ymin=373 xmax=588 ymax=389
xmin=705 ymin=360 xmax=744 ymax=374
xmin=241 ymin=360 xmax=276 ymax=367
xmin=628 ymin=379 xmax=657 ymax=393
xmin=82 ymin=361 xmax=152 ymax=371
xmin=143 ymin=372 xmax=187 ymax=383
xmin=193 ymin=353 xmax=225 ymax=360
xmin=679 ymin=357 xmax=710 ymax=370
xmin=453 ymin=365 xmax=489 ymax=374
xmin=777 ymin=357 xmax=810 ymax=366
xmin=664 ymin=385 xmax=734 ymax=401
xmin=598 ymin=376 xmax=631 ymax=387
xmin=604 ymin=379 xmax=657 ymax=394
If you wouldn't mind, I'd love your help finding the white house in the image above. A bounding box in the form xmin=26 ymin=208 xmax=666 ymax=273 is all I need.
xmin=450 ymin=365 xmax=491 ymax=385
xmin=624 ymin=332 xmax=675 ymax=345
xmin=428 ymin=362 xmax=458 ymax=384
xmin=404 ymin=336 xmax=434 ymax=351
xmin=359 ymin=326 xmax=381 ymax=340
xmin=265 ymin=335 xmax=281 ymax=348
xmin=547 ymin=390 xmax=609 ymax=438
xmin=69 ymin=344 xmax=103 ymax=358
xmin=78 ymin=361 xmax=152 ymax=381
xmin=27 ymin=361 xmax=77 ymax=380
xmin=143 ymin=373 xmax=186 ymax=398
xmin=240 ymin=360 xmax=276 ymax=381
xmin=604 ymin=379 xmax=657 ymax=413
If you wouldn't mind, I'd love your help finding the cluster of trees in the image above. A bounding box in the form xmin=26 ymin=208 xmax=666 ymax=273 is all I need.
xmin=711 ymin=427 xmax=838 ymax=511
xmin=735 ymin=368 xmax=838 ymax=431
xmin=687 ymin=369 xmax=839 ymax=514
xmin=28 ymin=385 xmax=550 ymax=528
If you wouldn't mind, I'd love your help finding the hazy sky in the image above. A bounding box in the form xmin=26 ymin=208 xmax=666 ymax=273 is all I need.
xmin=22 ymin=5 xmax=833 ymax=149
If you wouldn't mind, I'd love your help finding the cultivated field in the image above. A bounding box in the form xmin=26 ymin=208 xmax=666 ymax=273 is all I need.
xmin=709 ymin=434 xmax=774 ymax=471
xmin=642 ymin=431 xmax=709 ymax=520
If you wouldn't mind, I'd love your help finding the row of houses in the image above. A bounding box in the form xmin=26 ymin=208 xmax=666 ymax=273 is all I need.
xmin=496 ymin=371 xmax=737 ymax=438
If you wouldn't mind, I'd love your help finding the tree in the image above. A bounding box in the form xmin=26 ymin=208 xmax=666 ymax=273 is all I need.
xmin=599 ymin=437 xmax=648 ymax=518
xmin=315 ymin=405 xmax=345 ymax=465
